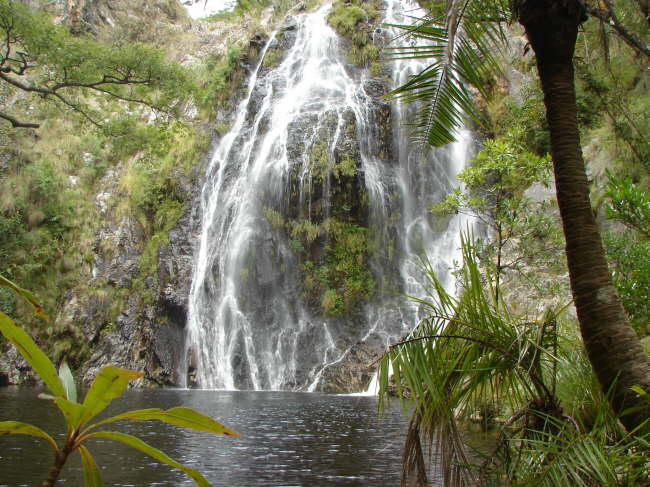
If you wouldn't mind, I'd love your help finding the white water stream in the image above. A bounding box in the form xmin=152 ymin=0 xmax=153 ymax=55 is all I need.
xmin=183 ymin=0 xmax=473 ymax=392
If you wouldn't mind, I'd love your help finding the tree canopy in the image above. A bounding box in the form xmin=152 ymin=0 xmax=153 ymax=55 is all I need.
xmin=0 ymin=0 xmax=189 ymax=129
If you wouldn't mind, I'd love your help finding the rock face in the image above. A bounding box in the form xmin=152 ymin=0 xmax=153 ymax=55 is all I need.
xmin=1 ymin=5 xmax=394 ymax=393
xmin=55 ymin=174 xmax=204 ymax=386
xmin=320 ymin=338 xmax=384 ymax=393
xmin=0 ymin=347 xmax=38 ymax=386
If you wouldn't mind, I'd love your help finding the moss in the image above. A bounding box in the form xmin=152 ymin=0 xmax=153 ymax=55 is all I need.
xmin=321 ymin=288 xmax=345 ymax=316
xmin=334 ymin=154 xmax=357 ymax=179
xmin=193 ymin=46 xmax=245 ymax=117
xmin=263 ymin=206 xmax=285 ymax=229
xmin=327 ymin=5 xmax=368 ymax=36
xmin=289 ymin=219 xmax=321 ymax=244
xmin=215 ymin=121 xmax=231 ymax=136
xmin=309 ymin=139 xmax=331 ymax=182
xmin=288 ymin=216 xmax=375 ymax=317
xmin=326 ymin=0 xmax=382 ymax=67
xmin=262 ymin=48 xmax=283 ymax=68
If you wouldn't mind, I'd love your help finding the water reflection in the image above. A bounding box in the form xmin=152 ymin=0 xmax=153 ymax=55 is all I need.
xmin=0 ymin=388 xmax=408 ymax=486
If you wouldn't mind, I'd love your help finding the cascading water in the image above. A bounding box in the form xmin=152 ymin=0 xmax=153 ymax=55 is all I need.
xmin=183 ymin=0 xmax=473 ymax=391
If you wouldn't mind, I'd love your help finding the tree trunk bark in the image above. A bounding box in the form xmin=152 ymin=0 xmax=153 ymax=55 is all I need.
xmin=519 ymin=1 xmax=650 ymax=433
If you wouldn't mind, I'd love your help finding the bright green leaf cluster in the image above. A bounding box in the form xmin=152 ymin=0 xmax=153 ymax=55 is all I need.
xmin=0 ymin=274 xmax=239 ymax=486
xmin=605 ymin=174 xmax=650 ymax=238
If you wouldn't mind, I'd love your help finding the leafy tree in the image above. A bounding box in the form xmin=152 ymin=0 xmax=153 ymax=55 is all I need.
xmin=379 ymin=237 xmax=649 ymax=486
xmin=604 ymin=174 xmax=650 ymax=336
xmin=386 ymin=0 xmax=650 ymax=433
xmin=605 ymin=174 xmax=650 ymax=239
xmin=0 ymin=275 xmax=239 ymax=486
xmin=432 ymin=128 xmax=554 ymax=301
xmin=0 ymin=0 xmax=189 ymax=128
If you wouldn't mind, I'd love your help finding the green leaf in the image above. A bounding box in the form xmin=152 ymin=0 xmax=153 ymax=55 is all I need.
xmin=0 ymin=421 xmax=58 ymax=450
xmin=87 ymin=431 xmax=210 ymax=487
xmin=0 ymin=274 xmax=49 ymax=321
xmin=0 ymin=311 xmax=65 ymax=397
xmin=91 ymin=407 xmax=240 ymax=436
xmin=79 ymin=445 xmax=102 ymax=487
xmin=39 ymin=393 xmax=88 ymax=430
xmin=59 ymin=361 xmax=77 ymax=403
xmin=79 ymin=366 xmax=143 ymax=427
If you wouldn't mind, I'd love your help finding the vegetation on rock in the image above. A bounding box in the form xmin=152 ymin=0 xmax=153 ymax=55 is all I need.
xmin=326 ymin=0 xmax=382 ymax=72
xmin=0 ymin=0 xmax=189 ymax=128
xmin=0 ymin=0 xmax=260 ymax=374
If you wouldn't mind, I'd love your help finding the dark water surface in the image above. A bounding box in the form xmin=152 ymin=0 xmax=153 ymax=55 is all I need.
xmin=0 ymin=388 xmax=410 ymax=486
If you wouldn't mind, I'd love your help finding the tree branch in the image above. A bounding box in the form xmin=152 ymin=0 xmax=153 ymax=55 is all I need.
xmin=0 ymin=110 xmax=39 ymax=128
xmin=586 ymin=3 xmax=650 ymax=60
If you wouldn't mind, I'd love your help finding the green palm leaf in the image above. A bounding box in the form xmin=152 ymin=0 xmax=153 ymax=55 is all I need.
xmin=0 ymin=311 xmax=65 ymax=397
xmin=0 ymin=274 xmax=49 ymax=321
xmin=385 ymin=0 xmax=507 ymax=146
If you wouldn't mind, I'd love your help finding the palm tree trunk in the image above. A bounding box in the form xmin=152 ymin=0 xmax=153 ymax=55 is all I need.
xmin=519 ymin=2 xmax=650 ymax=433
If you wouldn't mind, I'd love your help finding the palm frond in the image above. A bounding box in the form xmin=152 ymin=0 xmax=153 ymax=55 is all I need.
xmin=385 ymin=0 xmax=508 ymax=146
xmin=509 ymin=412 xmax=649 ymax=486
xmin=379 ymin=235 xmax=562 ymax=485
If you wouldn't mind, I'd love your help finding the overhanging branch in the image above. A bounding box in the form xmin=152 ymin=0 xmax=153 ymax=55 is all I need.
xmin=0 ymin=110 xmax=39 ymax=128
xmin=586 ymin=3 xmax=650 ymax=60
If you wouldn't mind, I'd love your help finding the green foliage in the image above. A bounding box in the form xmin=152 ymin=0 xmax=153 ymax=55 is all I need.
xmin=433 ymin=130 xmax=558 ymax=297
xmin=321 ymin=288 xmax=344 ymax=316
xmin=327 ymin=5 xmax=368 ymax=35
xmin=485 ymin=83 xmax=550 ymax=156
xmin=121 ymin=120 xmax=206 ymax=219
xmin=309 ymin=140 xmax=358 ymax=183
xmin=385 ymin=2 xmax=506 ymax=146
xmin=0 ymin=286 xmax=14 ymax=317
xmin=442 ymin=129 xmax=552 ymax=209
xmin=304 ymin=219 xmax=375 ymax=316
xmin=193 ymin=47 xmax=244 ymax=116
xmin=602 ymin=173 xmax=650 ymax=336
xmin=326 ymin=0 xmax=382 ymax=67
xmin=379 ymin=237 xmax=649 ymax=485
xmin=0 ymin=276 xmax=239 ymax=486
xmin=605 ymin=233 xmax=650 ymax=337
xmin=262 ymin=48 xmax=283 ymax=68
xmin=263 ymin=206 xmax=284 ymax=229
xmin=574 ymin=42 xmax=650 ymax=171
xmin=605 ymin=174 xmax=650 ymax=238
xmin=265 ymin=210 xmax=375 ymax=316
xmin=0 ymin=0 xmax=190 ymax=128
xmin=203 ymin=0 xmax=271 ymax=21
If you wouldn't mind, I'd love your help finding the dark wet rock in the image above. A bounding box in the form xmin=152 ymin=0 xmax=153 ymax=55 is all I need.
xmin=57 ymin=291 xmax=111 ymax=343
xmin=0 ymin=346 xmax=40 ymax=386
xmin=69 ymin=167 xmax=202 ymax=386
xmin=283 ymin=16 xmax=298 ymax=31
xmin=93 ymin=217 xmax=144 ymax=288
xmin=319 ymin=340 xmax=384 ymax=393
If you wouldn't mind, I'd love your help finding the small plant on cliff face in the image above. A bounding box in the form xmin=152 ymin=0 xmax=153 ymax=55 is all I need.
xmin=326 ymin=0 xmax=382 ymax=67
xmin=0 ymin=274 xmax=239 ymax=487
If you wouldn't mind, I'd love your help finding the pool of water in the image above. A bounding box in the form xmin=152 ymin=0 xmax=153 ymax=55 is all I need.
xmin=0 ymin=388 xmax=411 ymax=486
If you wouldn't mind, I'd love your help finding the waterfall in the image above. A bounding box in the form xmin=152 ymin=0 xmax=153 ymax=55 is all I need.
xmin=183 ymin=0 xmax=473 ymax=391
